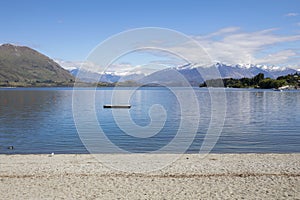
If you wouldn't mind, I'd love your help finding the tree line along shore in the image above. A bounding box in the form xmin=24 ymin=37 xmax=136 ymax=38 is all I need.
xmin=200 ymin=73 xmax=300 ymax=89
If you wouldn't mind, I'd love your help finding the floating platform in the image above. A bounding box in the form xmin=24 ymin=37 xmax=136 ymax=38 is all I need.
xmin=103 ymin=105 xmax=131 ymax=109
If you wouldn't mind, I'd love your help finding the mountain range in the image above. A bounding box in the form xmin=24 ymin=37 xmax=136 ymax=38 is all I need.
xmin=0 ymin=43 xmax=297 ymax=87
xmin=70 ymin=63 xmax=298 ymax=86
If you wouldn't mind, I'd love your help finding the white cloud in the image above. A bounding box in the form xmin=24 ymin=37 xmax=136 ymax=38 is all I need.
xmin=191 ymin=28 xmax=300 ymax=67
xmin=285 ymin=12 xmax=299 ymax=17
xmin=144 ymin=27 xmax=300 ymax=67
xmin=255 ymin=50 xmax=297 ymax=65
xmin=58 ymin=27 xmax=300 ymax=73
xmin=196 ymin=26 xmax=240 ymax=40
xmin=55 ymin=59 xmax=80 ymax=70
xmin=55 ymin=59 xmax=101 ymax=73
xmin=56 ymin=59 xmax=163 ymax=76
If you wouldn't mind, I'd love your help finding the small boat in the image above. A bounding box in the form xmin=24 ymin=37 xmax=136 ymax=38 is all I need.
xmin=103 ymin=105 xmax=131 ymax=109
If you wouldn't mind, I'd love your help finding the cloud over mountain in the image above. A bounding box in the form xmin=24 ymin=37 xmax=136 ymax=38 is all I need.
xmin=58 ymin=27 xmax=300 ymax=76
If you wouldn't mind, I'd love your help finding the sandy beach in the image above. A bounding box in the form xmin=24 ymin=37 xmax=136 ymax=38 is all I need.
xmin=0 ymin=154 xmax=299 ymax=199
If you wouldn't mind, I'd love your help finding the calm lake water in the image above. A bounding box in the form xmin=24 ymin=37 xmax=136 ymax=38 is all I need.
xmin=0 ymin=87 xmax=299 ymax=154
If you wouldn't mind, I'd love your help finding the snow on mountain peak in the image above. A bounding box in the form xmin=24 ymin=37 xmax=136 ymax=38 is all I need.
xmin=255 ymin=64 xmax=287 ymax=71
xmin=212 ymin=62 xmax=291 ymax=72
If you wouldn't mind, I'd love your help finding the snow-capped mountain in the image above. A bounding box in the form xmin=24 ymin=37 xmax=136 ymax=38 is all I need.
xmin=137 ymin=63 xmax=298 ymax=86
xmin=216 ymin=63 xmax=297 ymax=79
xmin=70 ymin=68 xmax=145 ymax=83
xmin=69 ymin=63 xmax=298 ymax=86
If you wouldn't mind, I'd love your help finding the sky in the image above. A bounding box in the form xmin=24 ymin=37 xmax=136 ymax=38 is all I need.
xmin=0 ymin=0 xmax=300 ymax=71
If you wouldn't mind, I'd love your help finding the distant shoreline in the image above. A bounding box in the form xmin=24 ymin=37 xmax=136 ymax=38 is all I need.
xmin=1 ymin=86 xmax=300 ymax=90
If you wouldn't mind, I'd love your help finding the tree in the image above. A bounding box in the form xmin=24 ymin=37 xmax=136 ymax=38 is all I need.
xmin=252 ymin=73 xmax=264 ymax=85
xmin=258 ymin=79 xmax=287 ymax=89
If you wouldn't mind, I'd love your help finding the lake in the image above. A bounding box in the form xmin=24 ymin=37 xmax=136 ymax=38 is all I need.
xmin=0 ymin=87 xmax=299 ymax=154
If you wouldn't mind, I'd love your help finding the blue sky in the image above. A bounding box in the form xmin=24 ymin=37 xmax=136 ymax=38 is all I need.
xmin=0 ymin=0 xmax=300 ymax=69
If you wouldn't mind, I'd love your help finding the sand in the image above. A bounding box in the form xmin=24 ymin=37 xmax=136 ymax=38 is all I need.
xmin=0 ymin=154 xmax=299 ymax=199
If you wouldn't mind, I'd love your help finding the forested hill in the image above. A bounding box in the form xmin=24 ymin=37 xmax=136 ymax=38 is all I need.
xmin=0 ymin=44 xmax=74 ymax=87
xmin=200 ymin=73 xmax=300 ymax=89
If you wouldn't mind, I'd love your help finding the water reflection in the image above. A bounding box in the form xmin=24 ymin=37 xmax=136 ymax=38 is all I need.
xmin=0 ymin=88 xmax=299 ymax=154
xmin=0 ymin=88 xmax=85 ymax=154
xmin=210 ymin=89 xmax=300 ymax=153
xmin=96 ymin=88 xmax=182 ymax=152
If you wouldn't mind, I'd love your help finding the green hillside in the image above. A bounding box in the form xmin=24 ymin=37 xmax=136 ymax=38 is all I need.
xmin=0 ymin=44 xmax=74 ymax=86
